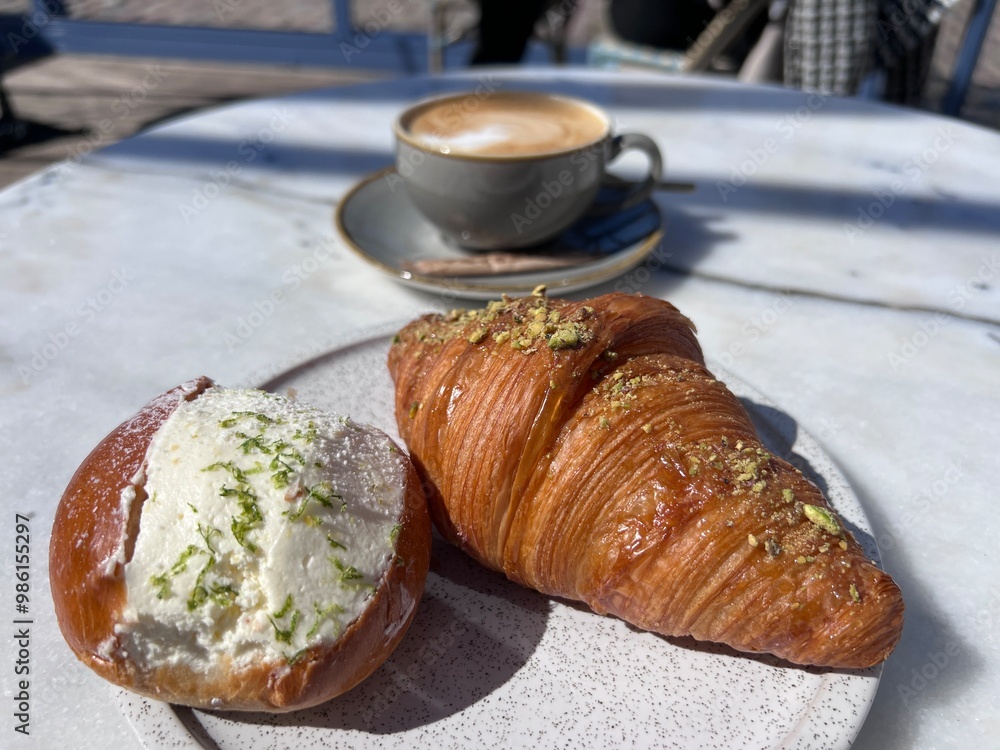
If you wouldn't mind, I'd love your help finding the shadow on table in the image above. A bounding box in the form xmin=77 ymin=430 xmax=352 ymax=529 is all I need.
xmin=174 ymin=399 xmax=975 ymax=749
xmin=734 ymin=394 xmax=984 ymax=749
xmin=740 ymin=398 xmax=830 ymax=497
xmin=84 ymin=75 xmax=1000 ymax=325
xmin=579 ymin=200 xmax=736 ymax=299
xmin=841 ymin=469 xmax=982 ymax=750
xmin=197 ymin=536 xmax=549 ymax=736
xmin=94 ymin=133 xmax=1000 ymax=249
xmin=736 ymin=396 xmax=886 ymax=556
xmin=669 ymin=177 xmax=1000 ymax=238
xmin=94 ymin=115 xmax=1000 ymax=240
xmin=284 ymin=76 xmax=932 ymax=119
xmin=726 ymin=397 xmax=983 ymax=750
xmin=88 ymin=71 xmax=1000 ymax=254
xmin=97 ymin=134 xmax=396 ymax=179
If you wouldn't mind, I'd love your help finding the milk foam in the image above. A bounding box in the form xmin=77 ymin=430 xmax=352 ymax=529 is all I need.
xmin=414 ymin=123 xmax=520 ymax=153
xmin=404 ymin=94 xmax=607 ymax=157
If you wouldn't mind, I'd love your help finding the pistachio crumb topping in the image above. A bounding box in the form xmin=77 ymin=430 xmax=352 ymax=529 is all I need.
xmin=849 ymin=583 xmax=861 ymax=603
xmin=548 ymin=327 xmax=580 ymax=349
xmin=803 ymin=504 xmax=841 ymax=535
xmin=398 ymin=295 xmax=595 ymax=357
xmin=511 ymin=337 xmax=532 ymax=351
xmin=747 ymin=534 xmax=759 ymax=548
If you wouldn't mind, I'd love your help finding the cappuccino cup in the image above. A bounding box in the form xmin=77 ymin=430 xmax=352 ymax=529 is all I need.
xmin=393 ymin=91 xmax=663 ymax=250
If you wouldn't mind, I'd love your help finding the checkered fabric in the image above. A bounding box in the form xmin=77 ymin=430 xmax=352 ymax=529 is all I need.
xmin=784 ymin=0 xmax=956 ymax=100
xmin=784 ymin=0 xmax=879 ymax=94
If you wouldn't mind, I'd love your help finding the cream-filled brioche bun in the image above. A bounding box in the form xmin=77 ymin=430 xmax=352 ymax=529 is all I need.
xmin=50 ymin=377 xmax=431 ymax=712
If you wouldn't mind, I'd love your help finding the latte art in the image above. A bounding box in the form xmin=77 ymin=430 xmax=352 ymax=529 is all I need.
xmin=393 ymin=90 xmax=662 ymax=249
xmin=402 ymin=93 xmax=608 ymax=157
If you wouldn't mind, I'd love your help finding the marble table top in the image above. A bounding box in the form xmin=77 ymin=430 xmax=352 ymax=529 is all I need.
xmin=1 ymin=68 xmax=997 ymax=749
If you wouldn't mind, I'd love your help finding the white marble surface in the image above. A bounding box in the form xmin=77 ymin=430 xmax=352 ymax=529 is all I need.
xmin=1 ymin=69 xmax=998 ymax=749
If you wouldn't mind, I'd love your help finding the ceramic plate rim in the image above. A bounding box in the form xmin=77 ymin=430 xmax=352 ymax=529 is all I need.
xmin=114 ymin=321 xmax=884 ymax=750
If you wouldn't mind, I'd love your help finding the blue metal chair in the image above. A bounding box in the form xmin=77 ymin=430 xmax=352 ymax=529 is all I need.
xmin=587 ymin=0 xmax=772 ymax=74
xmin=943 ymin=0 xmax=997 ymax=115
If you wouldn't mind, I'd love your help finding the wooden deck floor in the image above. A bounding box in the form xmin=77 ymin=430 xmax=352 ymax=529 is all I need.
xmin=1 ymin=55 xmax=383 ymax=189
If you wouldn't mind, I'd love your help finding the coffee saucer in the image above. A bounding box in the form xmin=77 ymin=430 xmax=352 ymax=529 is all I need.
xmin=334 ymin=167 xmax=664 ymax=300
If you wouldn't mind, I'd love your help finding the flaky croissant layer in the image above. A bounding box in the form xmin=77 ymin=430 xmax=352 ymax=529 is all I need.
xmin=388 ymin=292 xmax=903 ymax=668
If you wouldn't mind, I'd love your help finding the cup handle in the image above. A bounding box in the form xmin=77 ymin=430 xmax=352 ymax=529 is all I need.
xmin=589 ymin=133 xmax=664 ymax=215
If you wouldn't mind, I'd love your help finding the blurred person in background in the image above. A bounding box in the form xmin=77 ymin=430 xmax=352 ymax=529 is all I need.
xmin=471 ymin=0 xmax=550 ymax=64
xmin=471 ymin=0 xmax=943 ymax=104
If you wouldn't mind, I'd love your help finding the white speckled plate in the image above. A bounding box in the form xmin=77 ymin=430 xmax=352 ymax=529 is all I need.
xmin=115 ymin=322 xmax=884 ymax=750
xmin=334 ymin=168 xmax=664 ymax=300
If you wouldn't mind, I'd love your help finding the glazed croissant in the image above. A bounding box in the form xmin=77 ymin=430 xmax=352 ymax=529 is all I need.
xmin=388 ymin=292 xmax=903 ymax=668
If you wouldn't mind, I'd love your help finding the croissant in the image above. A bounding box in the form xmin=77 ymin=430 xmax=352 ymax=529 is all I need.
xmin=387 ymin=291 xmax=903 ymax=668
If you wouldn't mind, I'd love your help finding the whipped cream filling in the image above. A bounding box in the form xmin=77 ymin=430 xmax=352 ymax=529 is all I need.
xmin=116 ymin=387 xmax=407 ymax=673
